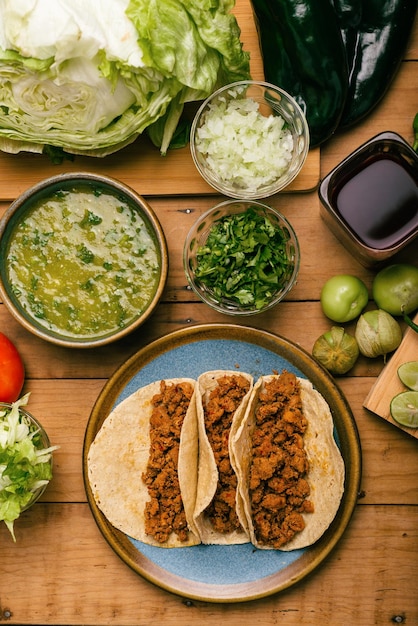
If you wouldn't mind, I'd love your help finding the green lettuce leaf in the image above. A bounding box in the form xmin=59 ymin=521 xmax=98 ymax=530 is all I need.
xmin=0 ymin=395 xmax=59 ymax=541
xmin=0 ymin=0 xmax=250 ymax=156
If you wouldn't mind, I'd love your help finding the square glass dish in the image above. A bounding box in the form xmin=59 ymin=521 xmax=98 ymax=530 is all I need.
xmin=318 ymin=131 xmax=418 ymax=267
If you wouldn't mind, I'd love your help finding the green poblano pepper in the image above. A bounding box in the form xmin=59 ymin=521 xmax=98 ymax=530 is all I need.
xmin=331 ymin=0 xmax=362 ymax=64
xmin=251 ymin=0 xmax=349 ymax=148
xmin=334 ymin=0 xmax=417 ymax=128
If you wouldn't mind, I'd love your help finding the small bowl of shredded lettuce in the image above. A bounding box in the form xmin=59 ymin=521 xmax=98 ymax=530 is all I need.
xmin=0 ymin=394 xmax=58 ymax=540
xmin=190 ymin=80 xmax=309 ymax=199
xmin=184 ymin=200 xmax=300 ymax=315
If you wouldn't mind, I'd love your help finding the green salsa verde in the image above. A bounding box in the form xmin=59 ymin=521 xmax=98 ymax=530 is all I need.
xmin=7 ymin=186 xmax=161 ymax=338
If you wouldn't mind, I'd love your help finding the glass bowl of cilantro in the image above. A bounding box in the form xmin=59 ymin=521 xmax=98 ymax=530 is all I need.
xmin=0 ymin=395 xmax=58 ymax=541
xmin=184 ymin=200 xmax=300 ymax=315
xmin=190 ymin=80 xmax=309 ymax=199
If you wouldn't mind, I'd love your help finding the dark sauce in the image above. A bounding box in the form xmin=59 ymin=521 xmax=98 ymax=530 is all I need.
xmin=333 ymin=156 xmax=418 ymax=249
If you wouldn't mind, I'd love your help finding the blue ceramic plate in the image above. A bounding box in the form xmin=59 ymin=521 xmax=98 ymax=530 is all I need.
xmin=83 ymin=324 xmax=361 ymax=602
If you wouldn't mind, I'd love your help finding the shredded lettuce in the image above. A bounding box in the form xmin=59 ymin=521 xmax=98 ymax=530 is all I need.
xmin=0 ymin=394 xmax=59 ymax=541
xmin=0 ymin=0 xmax=250 ymax=156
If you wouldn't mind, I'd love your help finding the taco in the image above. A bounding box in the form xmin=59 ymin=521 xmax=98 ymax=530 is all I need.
xmin=87 ymin=378 xmax=201 ymax=548
xmin=232 ymin=371 xmax=345 ymax=551
xmin=193 ymin=370 xmax=254 ymax=544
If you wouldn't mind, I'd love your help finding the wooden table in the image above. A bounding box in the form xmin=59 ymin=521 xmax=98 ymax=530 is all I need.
xmin=1 ymin=7 xmax=417 ymax=625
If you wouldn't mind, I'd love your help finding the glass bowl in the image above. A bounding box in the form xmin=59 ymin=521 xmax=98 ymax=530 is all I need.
xmin=183 ymin=199 xmax=300 ymax=315
xmin=190 ymin=80 xmax=310 ymax=199
xmin=0 ymin=172 xmax=169 ymax=348
xmin=0 ymin=401 xmax=54 ymax=527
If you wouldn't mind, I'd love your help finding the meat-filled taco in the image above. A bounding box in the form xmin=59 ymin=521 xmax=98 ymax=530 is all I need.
xmin=193 ymin=370 xmax=254 ymax=544
xmin=232 ymin=371 xmax=345 ymax=551
xmin=87 ymin=378 xmax=201 ymax=548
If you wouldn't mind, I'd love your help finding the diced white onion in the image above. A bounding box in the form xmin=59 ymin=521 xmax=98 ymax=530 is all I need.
xmin=195 ymin=97 xmax=294 ymax=193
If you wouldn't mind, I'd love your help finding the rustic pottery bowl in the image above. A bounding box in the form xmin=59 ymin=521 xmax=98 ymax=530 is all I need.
xmin=0 ymin=172 xmax=168 ymax=348
xmin=190 ymin=80 xmax=310 ymax=199
xmin=183 ymin=199 xmax=300 ymax=315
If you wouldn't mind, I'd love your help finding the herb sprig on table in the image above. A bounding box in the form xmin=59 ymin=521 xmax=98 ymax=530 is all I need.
xmin=194 ymin=207 xmax=295 ymax=310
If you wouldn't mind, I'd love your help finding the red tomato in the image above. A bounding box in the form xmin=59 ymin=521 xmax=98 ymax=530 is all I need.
xmin=0 ymin=332 xmax=25 ymax=403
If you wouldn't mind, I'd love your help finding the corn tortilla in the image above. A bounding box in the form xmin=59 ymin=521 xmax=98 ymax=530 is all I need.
xmin=193 ymin=370 xmax=254 ymax=545
xmin=232 ymin=375 xmax=345 ymax=550
xmin=87 ymin=378 xmax=201 ymax=548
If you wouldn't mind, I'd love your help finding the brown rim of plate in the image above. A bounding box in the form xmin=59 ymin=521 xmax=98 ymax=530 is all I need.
xmin=82 ymin=323 xmax=362 ymax=602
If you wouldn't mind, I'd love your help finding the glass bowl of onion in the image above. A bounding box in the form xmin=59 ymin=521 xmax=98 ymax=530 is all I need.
xmin=190 ymin=80 xmax=310 ymax=200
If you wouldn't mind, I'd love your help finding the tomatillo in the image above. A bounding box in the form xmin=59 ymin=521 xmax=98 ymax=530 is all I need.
xmin=320 ymin=275 xmax=368 ymax=323
xmin=372 ymin=264 xmax=418 ymax=316
xmin=312 ymin=326 xmax=359 ymax=375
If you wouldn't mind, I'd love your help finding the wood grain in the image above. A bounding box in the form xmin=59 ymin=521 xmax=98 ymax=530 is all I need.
xmin=1 ymin=503 xmax=416 ymax=625
xmin=364 ymin=313 xmax=418 ymax=438
xmin=320 ymin=62 xmax=418 ymax=179
xmin=0 ymin=0 xmax=320 ymax=201
xmin=0 ymin=300 xmax=392 ymax=380
xmin=0 ymin=7 xmax=417 ymax=626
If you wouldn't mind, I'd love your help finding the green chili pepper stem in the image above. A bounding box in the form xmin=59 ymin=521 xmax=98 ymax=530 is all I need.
xmin=402 ymin=306 xmax=418 ymax=334
xmin=412 ymin=112 xmax=418 ymax=152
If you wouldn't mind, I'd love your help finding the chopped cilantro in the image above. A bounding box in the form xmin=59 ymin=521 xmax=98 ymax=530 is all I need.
xmin=77 ymin=245 xmax=94 ymax=264
xmin=79 ymin=209 xmax=103 ymax=228
xmin=194 ymin=207 xmax=295 ymax=310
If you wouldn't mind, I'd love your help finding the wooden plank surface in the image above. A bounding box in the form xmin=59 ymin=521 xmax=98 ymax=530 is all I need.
xmin=364 ymin=313 xmax=418 ymax=438
xmin=0 ymin=8 xmax=417 ymax=626
xmin=1 ymin=503 xmax=417 ymax=625
xmin=0 ymin=0 xmax=320 ymax=201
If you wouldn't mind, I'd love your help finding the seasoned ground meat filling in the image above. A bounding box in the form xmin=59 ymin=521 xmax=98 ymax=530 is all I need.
xmin=142 ymin=380 xmax=194 ymax=544
xmin=203 ymin=374 xmax=250 ymax=534
xmin=249 ymin=371 xmax=314 ymax=548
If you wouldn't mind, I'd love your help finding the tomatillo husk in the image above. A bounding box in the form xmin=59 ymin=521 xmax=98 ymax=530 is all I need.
xmin=312 ymin=326 xmax=359 ymax=375
xmin=355 ymin=309 xmax=402 ymax=358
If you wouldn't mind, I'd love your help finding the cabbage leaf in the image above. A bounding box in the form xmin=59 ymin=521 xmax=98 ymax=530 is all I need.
xmin=0 ymin=0 xmax=250 ymax=156
xmin=0 ymin=394 xmax=59 ymax=541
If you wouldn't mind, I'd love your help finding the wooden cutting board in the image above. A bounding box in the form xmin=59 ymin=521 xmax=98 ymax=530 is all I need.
xmin=0 ymin=0 xmax=320 ymax=200
xmin=364 ymin=313 xmax=418 ymax=438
